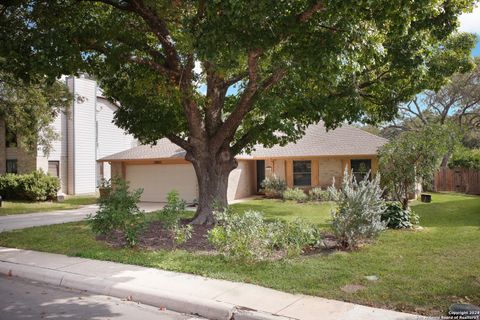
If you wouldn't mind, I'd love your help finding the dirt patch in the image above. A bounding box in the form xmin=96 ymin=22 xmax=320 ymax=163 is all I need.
xmin=99 ymin=219 xmax=215 ymax=252
xmin=341 ymin=284 xmax=366 ymax=293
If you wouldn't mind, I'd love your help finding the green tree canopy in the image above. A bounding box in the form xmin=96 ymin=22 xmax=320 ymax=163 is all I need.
xmin=0 ymin=0 xmax=477 ymax=223
xmin=0 ymin=71 xmax=71 ymax=155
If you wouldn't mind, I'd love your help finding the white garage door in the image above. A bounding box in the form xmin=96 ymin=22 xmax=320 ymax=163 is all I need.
xmin=125 ymin=164 xmax=198 ymax=202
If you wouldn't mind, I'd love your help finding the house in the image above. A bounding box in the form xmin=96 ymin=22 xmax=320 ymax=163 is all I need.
xmin=0 ymin=76 xmax=136 ymax=195
xmin=98 ymin=123 xmax=388 ymax=203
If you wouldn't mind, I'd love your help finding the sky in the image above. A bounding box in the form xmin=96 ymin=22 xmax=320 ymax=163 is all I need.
xmin=458 ymin=5 xmax=480 ymax=56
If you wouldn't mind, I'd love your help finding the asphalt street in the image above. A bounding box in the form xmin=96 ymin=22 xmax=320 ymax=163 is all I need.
xmin=0 ymin=275 xmax=203 ymax=320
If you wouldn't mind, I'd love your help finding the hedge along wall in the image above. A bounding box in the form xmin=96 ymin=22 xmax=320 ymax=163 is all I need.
xmin=0 ymin=171 xmax=60 ymax=201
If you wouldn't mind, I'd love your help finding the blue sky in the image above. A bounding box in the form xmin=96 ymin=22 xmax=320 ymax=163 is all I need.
xmin=459 ymin=6 xmax=480 ymax=56
xmin=472 ymin=39 xmax=480 ymax=56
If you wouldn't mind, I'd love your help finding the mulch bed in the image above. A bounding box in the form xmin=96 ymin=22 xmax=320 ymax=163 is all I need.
xmin=99 ymin=219 xmax=215 ymax=252
xmin=98 ymin=219 xmax=341 ymax=255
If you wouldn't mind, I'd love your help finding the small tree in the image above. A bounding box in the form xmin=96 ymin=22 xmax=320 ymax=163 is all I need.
xmin=0 ymin=71 xmax=72 ymax=155
xmin=379 ymin=124 xmax=458 ymax=209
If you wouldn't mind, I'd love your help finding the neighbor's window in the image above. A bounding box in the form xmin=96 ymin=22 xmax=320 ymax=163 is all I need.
xmin=6 ymin=159 xmax=17 ymax=174
xmin=48 ymin=161 xmax=60 ymax=177
xmin=293 ymin=160 xmax=311 ymax=186
xmin=350 ymin=159 xmax=372 ymax=181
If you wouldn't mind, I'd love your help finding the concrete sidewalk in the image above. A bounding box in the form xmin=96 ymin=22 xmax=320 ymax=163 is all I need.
xmin=0 ymin=247 xmax=425 ymax=320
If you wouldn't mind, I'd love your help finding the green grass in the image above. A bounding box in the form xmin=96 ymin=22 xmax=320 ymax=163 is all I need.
xmin=0 ymin=193 xmax=478 ymax=316
xmin=0 ymin=196 xmax=97 ymax=216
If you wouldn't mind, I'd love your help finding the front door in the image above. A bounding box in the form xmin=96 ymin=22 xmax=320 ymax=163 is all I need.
xmin=256 ymin=160 xmax=265 ymax=192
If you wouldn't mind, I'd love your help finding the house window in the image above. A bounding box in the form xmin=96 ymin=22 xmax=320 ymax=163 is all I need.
xmin=293 ymin=160 xmax=311 ymax=186
xmin=48 ymin=161 xmax=60 ymax=177
xmin=6 ymin=160 xmax=17 ymax=174
xmin=5 ymin=128 xmax=17 ymax=148
xmin=350 ymin=159 xmax=372 ymax=181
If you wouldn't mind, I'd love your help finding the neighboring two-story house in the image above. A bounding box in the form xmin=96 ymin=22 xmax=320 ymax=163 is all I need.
xmin=0 ymin=75 xmax=136 ymax=195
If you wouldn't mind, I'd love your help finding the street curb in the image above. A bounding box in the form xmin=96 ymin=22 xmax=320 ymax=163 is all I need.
xmin=0 ymin=261 xmax=293 ymax=320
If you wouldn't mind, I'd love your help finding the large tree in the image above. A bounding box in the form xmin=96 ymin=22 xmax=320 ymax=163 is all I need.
xmin=383 ymin=57 xmax=480 ymax=146
xmin=0 ymin=0 xmax=476 ymax=224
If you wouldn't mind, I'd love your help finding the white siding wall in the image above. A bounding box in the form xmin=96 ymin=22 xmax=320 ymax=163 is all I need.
xmin=96 ymin=98 xmax=135 ymax=158
xmin=66 ymin=78 xmax=75 ymax=194
xmin=46 ymin=111 xmax=68 ymax=161
xmin=40 ymin=110 xmax=69 ymax=192
xmin=72 ymin=77 xmax=97 ymax=194
xmin=96 ymin=98 xmax=136 ymax=184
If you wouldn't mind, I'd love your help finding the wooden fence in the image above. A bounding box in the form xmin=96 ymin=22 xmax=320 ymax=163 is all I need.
xmin=434 ymin=167 xmax=480 ymax=195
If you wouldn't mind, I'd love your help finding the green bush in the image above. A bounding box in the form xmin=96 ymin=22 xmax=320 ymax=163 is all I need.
xmin=88 ymin=178 xmax=145 ymax=247
xmin=173 ymin=224 xmax=193 ymax=248
xmin=260 ymin=176 xmax=287 ymax=198
xmin=270 ymin=218 xmax=322 ymax=256
xmin=328 ymin=169 xmax=386 ymax=249
xmin=448 ymin=148 xmax=480 ymax=169
xmin=283 ymin=188 xmax=308 ymax=202
xmin=381 ymin=202 xmax=419 ymax=229
xmin=157 ymin=190 xmax=190 ymax=247
xmin=0 ymin=171 xmax=59 ymax=201
xmin=208 ymin=208 xmax=320 ymax=261
xmin=308 ymin=187 xmax=331 ymax=201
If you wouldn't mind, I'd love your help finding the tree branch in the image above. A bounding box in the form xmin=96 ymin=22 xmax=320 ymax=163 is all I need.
xmin=167 ymin=134 xmax=191 ymax=152
xmin=82 ymin=0 xmax=132 ymax=10
xmin=298 ymin=1 xmax=325 ymax=22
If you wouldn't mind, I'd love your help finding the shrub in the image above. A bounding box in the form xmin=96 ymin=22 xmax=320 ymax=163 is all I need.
xmin=0 ymin=170 xmax=59 ymax=201
xmin=158 ymin=190 xmax=186 ymax=229
xmin=270 ymin=218 xmax=322 ymax=256
xmin=208 ymin=207 xmax=320 ymax=261
xmin=283 ymin=188 xmax=308 ymax=202
xmin=381 ymin=202 xmax=419 ymax=229
xmin=328 ymin=169 xmax=386 ymax=249
xmin=88 ymin=178 xmax=145 ymax=247
xmin=173 ymin=224 xmax=193 ymax=248
xmin=448 ymin=148 xmax=480 ymax=170
xmin=158 ymin=190 xmax=189 ymax=247
xmin=260 ymin=176 xmax=287 ymax=198
xmin=309 ymin=187 xmax=331 ymax=201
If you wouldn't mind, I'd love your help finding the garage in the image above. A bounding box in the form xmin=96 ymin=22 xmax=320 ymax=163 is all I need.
xmin=125 ymin=163 xmax=198 ymax=202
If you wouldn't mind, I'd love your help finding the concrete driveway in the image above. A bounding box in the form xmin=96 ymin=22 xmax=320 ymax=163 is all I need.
xmin=0 ymin=202 xmax=169 ymax=233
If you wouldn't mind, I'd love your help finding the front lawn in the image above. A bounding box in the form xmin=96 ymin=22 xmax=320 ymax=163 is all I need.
xmin=0 ymin=193 xmax=478 ymax=316
xmin=0 ymin=196 xmax=98 ymax=216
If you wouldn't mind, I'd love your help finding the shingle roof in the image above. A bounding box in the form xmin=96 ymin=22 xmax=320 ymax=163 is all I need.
xmin=244 ymin=122 xmax=388 ymax=158
xmin=99 ymin=139 xmax=186 ymax=161
xmin=99 ymin=122 xmax=387 ymax=161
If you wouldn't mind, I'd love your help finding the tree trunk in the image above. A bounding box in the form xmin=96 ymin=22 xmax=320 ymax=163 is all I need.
xmin=401 ymin=197 xmax=409 ymax=210
xmin=187 ymin=150 xmax=237 ymax=225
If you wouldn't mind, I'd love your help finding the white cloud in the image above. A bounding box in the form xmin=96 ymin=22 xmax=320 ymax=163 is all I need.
xmin=194 ymin=61 xmax=202 ymax=75
xmin=458 ymin=6 xmax=480 ymax=34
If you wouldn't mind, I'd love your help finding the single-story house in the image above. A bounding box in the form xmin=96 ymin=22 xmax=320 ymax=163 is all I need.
xmin=98 ymin=122 xmax=388 ymax=203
